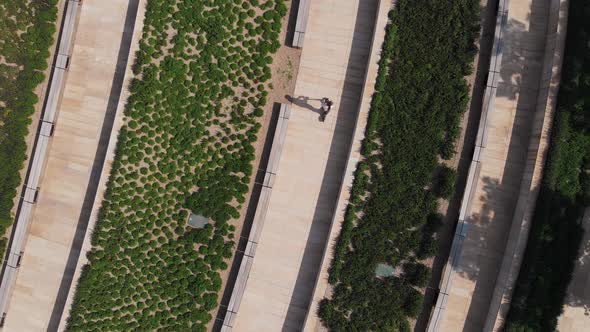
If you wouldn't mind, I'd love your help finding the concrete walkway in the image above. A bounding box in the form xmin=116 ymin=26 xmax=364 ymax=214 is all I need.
xmin=302 ymin=0 xmax=391 ymax=330
xmin=3 ymin=0 xmax=140 ymax=330
xmin=231 ymin=0 xmax=379 ymax=330
xmin=432 ymin=0 xmax=566 ymax=330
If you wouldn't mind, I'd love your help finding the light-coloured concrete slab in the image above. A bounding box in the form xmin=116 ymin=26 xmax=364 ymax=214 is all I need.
xmin=55 ymin=1 xmax=147 ymax=330
xmin=302 ymin=0 xmax=392 ymax=330
xmin=230 ymin=0 xmax=381 ymax=330
xmin=3 ymin=1 xmax=139 ymax=330
xmin=433 ymin=0 xmax=567 ymax=330
xmin=483 ymin=0 xmax=569 ymax=329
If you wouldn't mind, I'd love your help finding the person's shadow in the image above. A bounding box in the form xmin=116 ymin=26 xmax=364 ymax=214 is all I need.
xmin=285 ymin=95 xmax=324 ymax=118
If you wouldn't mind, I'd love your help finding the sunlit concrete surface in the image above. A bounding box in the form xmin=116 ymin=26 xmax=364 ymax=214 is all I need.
xmin=230 ymin=0 xmax=380 ymax=330
xmin=432 ymin=0 xmax=567 ymax=330
xmin=0 ymin=0 xmax=72 ymax=322
xmin=483 ymin=0 xmax=569 ymax=329
xmin=3 ymin=0 xmax=140 ymax=330
xmin=302 ymin=0 xmax=392 ymax=330
xmin=55 ymin=1 xmax=147 ymax=330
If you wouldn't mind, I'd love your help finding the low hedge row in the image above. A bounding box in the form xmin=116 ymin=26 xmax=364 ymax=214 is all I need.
xmin=0 ymin=0 xmax=58 ymax=258
xmin=319 ymin=0 xmax=480 ymax=330
xmin=66 ymin=0 xmax=286 ymax=331
xmin=505 ymin=0 xmax=590 ymax=330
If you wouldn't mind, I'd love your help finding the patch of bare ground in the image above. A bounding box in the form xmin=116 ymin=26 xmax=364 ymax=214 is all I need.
xmin=207 ymin=0 xmax=301 ymax=329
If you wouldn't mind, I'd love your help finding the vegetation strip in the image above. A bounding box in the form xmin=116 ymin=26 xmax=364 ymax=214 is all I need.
xmin=66 ymin=0 xmax=286 ymax=330
xmin=318 ymin=0 xmax=479 ymax=330
xmin=505 ymin=0 xmax=590 ymax=330
xmin=0 ymin=0 xmax=58 ymax=258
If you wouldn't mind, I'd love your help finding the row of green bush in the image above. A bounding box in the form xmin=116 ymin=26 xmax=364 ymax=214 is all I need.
xmin=505 ymin=0 xmax=590 ymax=330
xmin=0 ymin=0 xmax=58 ymax=258
xmin=319 ymin=0 xmax=480 ymax=330
xmin=66 ymin=0 xmax=286 ymax=331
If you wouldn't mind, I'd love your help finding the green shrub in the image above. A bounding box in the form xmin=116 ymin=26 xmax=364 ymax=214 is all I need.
xmin=320 ymin=0 xmax=479 ymax=329
xmin=434 ymin=165 xmax=457 ymax=199
xmin=67 ymin=0 xmax=286 ymax=330
xmin=403 ymin=262 xmax=431 ymax=288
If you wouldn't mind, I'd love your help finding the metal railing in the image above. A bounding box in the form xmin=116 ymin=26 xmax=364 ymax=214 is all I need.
xmin=0 ymin=0 xmax=81 ymax=324
xmin=425 ymin=0 xmax=509 ymax=330
xmin=220 ymin=104 xmax=292 ymax=331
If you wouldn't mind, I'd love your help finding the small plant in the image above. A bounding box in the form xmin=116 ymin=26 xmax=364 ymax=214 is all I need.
xmin=67 ymin=0 xmax=286 ymax=330
xmin=320 ymin=0 xmax=480 ymax=329
xmin=434 ymin=165 xmax=457 ymax=199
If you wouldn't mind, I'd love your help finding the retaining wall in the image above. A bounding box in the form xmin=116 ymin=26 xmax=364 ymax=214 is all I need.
xmin=0 ymin=0 xmax=81 ymax=323
xmin=426 ymin=0 xmax=569 ymax=330
xmin=220 ymin=104 xmax=291 ymax=331
xmin=483 ymin=0 xmax=569 ymax=329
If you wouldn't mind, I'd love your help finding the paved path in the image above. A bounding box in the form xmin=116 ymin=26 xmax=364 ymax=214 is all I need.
xmin=434 ymin=0 xmax=560 ymax=330
xmin=231 ymin=0 xmax=379 ymax=330
xmin=302 ymin=0 xmax=391 ymax=330
xmin=3 ymin=1 xmax=138 ymax=330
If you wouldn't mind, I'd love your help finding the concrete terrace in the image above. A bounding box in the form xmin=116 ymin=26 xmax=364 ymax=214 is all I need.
xmin=2 ymin=0 xmax=141 ymax=330
xmin=303 ymin=0 xmax=392 ymax=330
xmin=229 ymin=0 xmax=381 ymax=330
xmin=430 ymin=0 xmax=568 ymax=330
